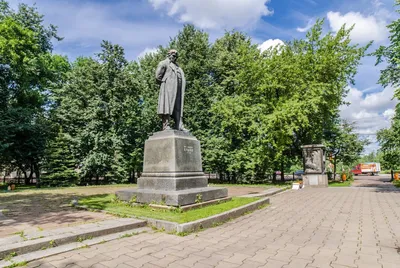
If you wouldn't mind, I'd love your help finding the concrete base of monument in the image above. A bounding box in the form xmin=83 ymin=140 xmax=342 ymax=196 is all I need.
xmin=302 ymin=174 xmax=328 ymax=187
xmin=148 ymin=197 xmax=232 ymax=212
xmin=116 ymin=187 xmax=228 ymax=207
xmin=116 ymin=130 xmax=228 ymax=206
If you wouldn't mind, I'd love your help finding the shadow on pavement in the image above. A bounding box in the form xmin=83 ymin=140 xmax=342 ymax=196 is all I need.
xmin=0 ymin=192 xmax=113 ymax=238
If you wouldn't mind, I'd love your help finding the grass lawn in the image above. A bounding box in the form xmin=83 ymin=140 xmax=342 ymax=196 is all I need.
xmin=329 ymin=181 xmax=352 ymax=187
xmin=393 ymin=180 xmax=400 ymax=188
xmin=78 ymin=194 xmax=261 ymax=223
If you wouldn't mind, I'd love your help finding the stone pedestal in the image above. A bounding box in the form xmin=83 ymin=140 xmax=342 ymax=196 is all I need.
xmin=301 ymin=144 xmax=328 ymax=188
xmin=116 ymin=130 xmax=228 ymax=206
xmin=302 ymin=174 xmax=328 ymax=187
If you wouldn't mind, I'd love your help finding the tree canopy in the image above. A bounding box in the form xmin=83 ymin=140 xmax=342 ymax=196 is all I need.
xmin=0 ymin=0 xmax=371 ymax=186
xmin=375 ymin=0 xmax=400 ymax=173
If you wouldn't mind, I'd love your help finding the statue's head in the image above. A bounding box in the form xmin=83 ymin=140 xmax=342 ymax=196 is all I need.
xmin=167 ymin=49 xmax=178 ymax=63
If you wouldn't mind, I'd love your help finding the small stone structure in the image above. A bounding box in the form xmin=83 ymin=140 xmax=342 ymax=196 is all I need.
xmin=301 ymin=144 xmax=328 ymax=187
xmin=116 ymin=130 xmax=228 ymax=206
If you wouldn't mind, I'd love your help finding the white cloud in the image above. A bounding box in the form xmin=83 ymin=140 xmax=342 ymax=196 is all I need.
xmin=8 ymin=0 xmax=180 ymax=60
xmin=327 ymin=11 xmax=388 ymax=43
xmin=360 ymin=86 xmax=396 ymax=111
xmin=296 ymin=19 xmax=314 ymax=33
xmin=258 ymin=39 xmax=284 ymax=52
xmin=148 ymin=0 xmax=273 ymax=29
xmin=340 ymin=86 xmax=398 ymax=154
xmin=383 ymin=109 xmax=395 ymax=120
xmin=137 ymin=47 xmax=159 ymax=59
xmin=352 ymin=110 xmax=379 ymax=120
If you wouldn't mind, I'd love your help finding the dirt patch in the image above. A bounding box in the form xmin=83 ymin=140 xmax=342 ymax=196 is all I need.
xmin=0 ymin=185 xmax=134 ymax=238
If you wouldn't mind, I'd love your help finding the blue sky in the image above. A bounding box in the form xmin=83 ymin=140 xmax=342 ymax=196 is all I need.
xmin=8 ymin=0 xmax=400 ymax=154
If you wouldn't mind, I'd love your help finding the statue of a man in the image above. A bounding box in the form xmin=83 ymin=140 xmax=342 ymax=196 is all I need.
xmin=155 ymin=49 xmax=187 ymax=131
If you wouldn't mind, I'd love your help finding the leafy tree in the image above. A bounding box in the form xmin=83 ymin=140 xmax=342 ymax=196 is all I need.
xmin=207 ymin=31 xmax=267 ymax=182
xmin=325 ymin=120 xmax=369 ymax=179
xmin=205 ymin=20 xmax=368 ymax=183
xmin=0 ymin=1 xmax=68 ymax=185
xmin=54 ymin=41 xmax=141 ymax=184
xmin=0 ymin=4 xmax=372 ymax=186
xmin=359 ymin=151 xmax=383 ymax=163
xmin=374 ymin=0 xmax=400 ymax=178
xmin=374 ymin=0 xmax=400 ymax=90
xmin=41 ymin=129 xmax=79 ymax=187
xmin=377 ymin=128 xmax=400 ymax=174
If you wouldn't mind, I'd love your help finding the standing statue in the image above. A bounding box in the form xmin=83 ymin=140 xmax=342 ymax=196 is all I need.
xmin=156 ymin=49 xmax=187 ymax=131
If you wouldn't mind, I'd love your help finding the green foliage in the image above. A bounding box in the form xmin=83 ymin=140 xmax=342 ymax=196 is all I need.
xmin=3 ymin=252 xmax=17 ymax=261
xmin=325 ymin=120 xmax=369 ymax=178
xmin=76 ymin=236 xmax=92 ymax=243
xmin=53 ymin=41 xmax=141 ymax=184
xmin=129 ymin=195 xmax=137 ymax=204
xmin=3 ymin=261 xmax=27 ymax=268
xmin=374 ymin=1 xmax=400 ymax=172
xmin=41 ymin=129 xmax=79 ymax=187
xmin=49 ymin=239 xmax=57 ymax=247
xmin=204 ymin=20 xmax=368 ymax=182
xmin=0 ymin=1 xmax=68 ymax=185
xmin=195 ymin=194 xmax=202 ymax=204
xmin=377 ymin=128 xmax=400 ymax=170
xmin=119 ymin=232 xmax=138 ymax=239
xmin=374 ymin=0 xmax=400 ymax=90
xmin=14 ymin=230 xmax=27 ymax=240
xmin=0 ymin=0 xmax=370 ymax=185
xmin=359 ymin=151 xmax=384 ymax=163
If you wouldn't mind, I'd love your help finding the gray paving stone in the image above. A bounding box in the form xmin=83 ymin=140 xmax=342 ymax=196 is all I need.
xmin=19 ymin=178 xmax=400 ymax=268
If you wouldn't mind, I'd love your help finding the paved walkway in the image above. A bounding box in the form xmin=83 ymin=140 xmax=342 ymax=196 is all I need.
xmin=352 ymin=174 xmax=393 ymax=188
xmin=27 ymin=177 xmax=400 ymax=268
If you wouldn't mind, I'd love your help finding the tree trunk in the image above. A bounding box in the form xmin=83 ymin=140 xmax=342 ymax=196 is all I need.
xmin=22 ymin=169 xmax=28 ymax=185
xmin=29 ymin=164 xmax=34 ymax=184
xmin=96 ymin=175 xmax=99 ymax=185
xmin=391 ymin=169 xmax=394 ymax=182
xmin=128 ymin=170 xmax=133 ymax=184
xmin=333 ymin=156 xmax=337 ymax=181
xmin=34 ymin=163 xmax=40 ymax=188
xmin=218 ymin=172 xmax=223 ymax=183
xmin=280 ymin=162 xmax=285 ymax=182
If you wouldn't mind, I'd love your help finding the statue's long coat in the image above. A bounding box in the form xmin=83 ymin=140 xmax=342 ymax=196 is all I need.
xmin=155 ymin=59 xmax=186 ymax=117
